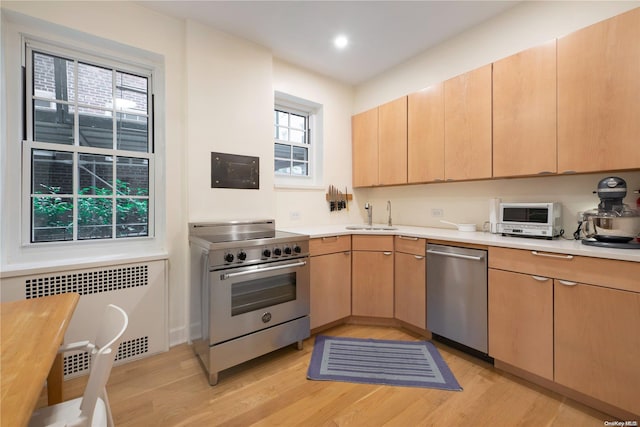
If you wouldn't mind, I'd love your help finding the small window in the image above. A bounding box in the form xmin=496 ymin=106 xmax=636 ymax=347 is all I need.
xmin=24 ymin=40 xmax=153 ymax=243
xmin=274 ymin=108 xmax=309 ymax=177
xmin=274 ymin=92 xmax=323 ymax=188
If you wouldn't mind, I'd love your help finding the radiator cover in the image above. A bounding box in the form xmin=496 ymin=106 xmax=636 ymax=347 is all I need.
xmin=1 ymin=259 xmax=168 ymax=379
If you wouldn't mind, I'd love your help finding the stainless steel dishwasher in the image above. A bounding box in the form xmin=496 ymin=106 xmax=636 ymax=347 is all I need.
xmin=426 ymin=243 xmax=488 ymax=355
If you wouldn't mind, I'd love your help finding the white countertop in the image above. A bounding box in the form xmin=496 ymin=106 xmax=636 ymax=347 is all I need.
xmin=280 ymin=224 xmax=640 ymax=262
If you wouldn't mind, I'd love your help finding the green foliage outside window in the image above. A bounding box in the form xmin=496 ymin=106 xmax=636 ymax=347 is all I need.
xmin=33 ymin=180 xmax=148 ymax=240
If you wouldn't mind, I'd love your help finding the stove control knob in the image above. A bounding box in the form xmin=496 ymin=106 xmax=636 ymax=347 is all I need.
xmin=237 ymin=251 xmax=247 ymax=261
xmin=274 ymin=247 xmax=282 ymax=256
xmin=284 ymin=246 xmax=292 ymax=255
xmin=224 ymin=253 xmax=234 ymax=263
xmin=293 ymin=245 xmax=302 ymax=254
xmin=262 ymin=249 xmax=271 ymax=258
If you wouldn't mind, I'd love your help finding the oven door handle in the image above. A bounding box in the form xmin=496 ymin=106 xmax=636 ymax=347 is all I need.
xmin=220 ymin=260 xmax=307 ymax=280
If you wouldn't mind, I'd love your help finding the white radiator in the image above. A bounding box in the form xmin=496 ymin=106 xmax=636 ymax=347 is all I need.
xmin=1 ymin=259 xmax=168 ymax=379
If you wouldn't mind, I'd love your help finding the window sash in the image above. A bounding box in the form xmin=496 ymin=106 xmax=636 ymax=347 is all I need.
xmin=274 ymin=107 xmax=311 ymax=178
xmin=23 ymin=39 xmax=154 ymax=245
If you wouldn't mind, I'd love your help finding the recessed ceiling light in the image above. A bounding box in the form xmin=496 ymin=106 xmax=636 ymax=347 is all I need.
xmin=334 ymin=35 xmax=348 ymax=50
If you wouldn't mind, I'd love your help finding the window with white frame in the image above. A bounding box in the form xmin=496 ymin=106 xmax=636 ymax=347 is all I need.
xmin=274 ymin=92 xmax=323 ymax=187
xmin=23 ymin=39 xmax=154 ymax=243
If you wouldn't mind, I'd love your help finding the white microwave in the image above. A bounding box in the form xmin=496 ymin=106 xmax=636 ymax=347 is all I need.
xmin=497 ymin=202 xmax=562 ymax=239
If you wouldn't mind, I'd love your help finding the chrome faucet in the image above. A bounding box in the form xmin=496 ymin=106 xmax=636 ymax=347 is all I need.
xmin=365 ymin=202 xmax=373 ymax=226
xmin=387 ymin=200 xmax=392 ymax=227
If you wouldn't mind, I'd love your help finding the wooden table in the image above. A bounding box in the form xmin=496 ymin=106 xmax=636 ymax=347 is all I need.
xmin=1 ymin=293 xmax=80 ymax=427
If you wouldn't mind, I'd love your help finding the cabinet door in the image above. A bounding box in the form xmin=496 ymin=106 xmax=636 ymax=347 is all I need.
xmin=557 ymin=8 xmax=640 ymax=173
xmin=488 ymin=269 xmax=553 ymax=380
xmin=555 ymin=281 xmax=640 ymax=415
xmin=408 ymin=85 xmax=444 ymax=183
xmin=444 ymin=64 xmax=492 ymax=181
xmin=394 ymin=252 xmax=426 ymax=329
xmin=352 ymin=107 xmax=379 ymax=187
xmin=352 ymin=251 xmax=394 ymax=318
xmin=379 ymin=97 xmax=408 ymax=186
xmin=493 ymin=41 xmax=557 ymax=177
xmin=310 ymin=251 xmax=351 ymax=330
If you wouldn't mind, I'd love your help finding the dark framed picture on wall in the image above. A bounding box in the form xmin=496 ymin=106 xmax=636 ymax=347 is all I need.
xmin=211 ymin=152 xmax=259 ymax=189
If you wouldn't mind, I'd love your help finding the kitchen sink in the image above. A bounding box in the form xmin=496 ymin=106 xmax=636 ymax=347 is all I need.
xmin=345 ymin=225 xmax=398 ymax=231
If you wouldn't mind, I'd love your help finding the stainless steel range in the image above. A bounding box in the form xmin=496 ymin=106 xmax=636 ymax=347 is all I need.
xmin=189 ymin=220 xmax=310 ymax=385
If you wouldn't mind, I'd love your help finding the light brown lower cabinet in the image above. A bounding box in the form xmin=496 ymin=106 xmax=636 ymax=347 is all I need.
xmin=352 ymin=235 xmax=394 ymax=318
xmin=488 ymin=246 xmax=640 ymax=417
xmin=488 ymin=269 xmax=553 ymax=380
xmin=309 ymin=236 xmax=351 ymax=330
xmin=394 ymin=236 xmax=426 ymax=329
xmin=555 ymin=281 xmax=640 ymax=416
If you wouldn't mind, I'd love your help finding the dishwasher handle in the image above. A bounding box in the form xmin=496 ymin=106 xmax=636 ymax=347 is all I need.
xmin=426 ymin=249 xmax=484 ymax=261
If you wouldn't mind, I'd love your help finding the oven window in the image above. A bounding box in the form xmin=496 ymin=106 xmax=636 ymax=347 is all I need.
xmin=231 ymin=273 xmax=296 ymax=316
xmin=503 ymin=208 xmax=548 ymax=223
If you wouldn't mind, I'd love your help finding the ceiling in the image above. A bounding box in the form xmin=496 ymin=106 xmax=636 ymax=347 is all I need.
xmin=142 ymin=1 xmax=519 ymax=85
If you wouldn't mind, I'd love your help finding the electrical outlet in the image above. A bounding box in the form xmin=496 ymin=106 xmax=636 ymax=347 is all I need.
xmin=289 ymin=211 xmax=301 ymax=221
xmin=431 ymin=208 xmax=444 ymax=218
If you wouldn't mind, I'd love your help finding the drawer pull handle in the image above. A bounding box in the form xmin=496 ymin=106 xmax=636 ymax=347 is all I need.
xmin=344 ymin=251 xmax=350 ymax=256
xmin=322 ymin=236 xmax=339 ymax=241
xmin=383 ymin=251 xmax=393 ymax=256
xmin=398 ymin=236 xmax=419 ymax=241
xmin=414 ymin=255 xmax=424 ymax=260
xmin=558 ymin=280 xmax=578 ymax=287
xmin=532 ymin=275 xmax=551 ymax=282
xmin=531 ymin=251 xmax=574 ymax=260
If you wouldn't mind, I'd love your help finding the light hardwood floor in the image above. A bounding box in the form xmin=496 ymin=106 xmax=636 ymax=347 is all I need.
xmin=42 ymin=324 xmax=612 ymax=426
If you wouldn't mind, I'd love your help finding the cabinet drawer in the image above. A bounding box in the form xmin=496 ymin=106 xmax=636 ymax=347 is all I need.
xmin=489 ymin=246 xmax=640 ymax=292
xmin=310 ymin=235 xmax=351 ymax=256
xmin=394 ymin=235 xmax=426 ymax=255
xmin=352 ymin=235 xmax=394 ymax=252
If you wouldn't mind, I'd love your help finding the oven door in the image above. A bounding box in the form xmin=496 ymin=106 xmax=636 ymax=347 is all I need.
xmin=209 ymin=257 xmax=310 ymax=345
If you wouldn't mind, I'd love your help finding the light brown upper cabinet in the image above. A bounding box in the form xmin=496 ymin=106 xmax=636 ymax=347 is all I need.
xmin=408 ymin=84 xmax=445 ymax=183
xmin=493 ymin=41 xmax=557 ymax=178
xmin=557 ymin=7 xmax=640 ymax=173
xmin=444 ymin=64 xmax=492 ymax=181
xmin=378 ymin=96 xmax=408 ymax=186
xmin=352 ymin=107 xmax=378 ymax=187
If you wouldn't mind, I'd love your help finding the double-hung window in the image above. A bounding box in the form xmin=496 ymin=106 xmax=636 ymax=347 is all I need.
xmin=273 ymin=92 xmax=323 ymax=188
xmin=24 ymin=39 xmax=154 ymax=243
xmin=274 ymin=106 xmax=310 ymax=177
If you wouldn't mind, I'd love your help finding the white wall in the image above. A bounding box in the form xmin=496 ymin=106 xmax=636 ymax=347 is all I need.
xmin=272 ymin=59 xmax=360 ymax=227
xmin=185 ymin=20 xmax=275 ymax=223
xmin=352 ymin=1 xmax=640 ymax=232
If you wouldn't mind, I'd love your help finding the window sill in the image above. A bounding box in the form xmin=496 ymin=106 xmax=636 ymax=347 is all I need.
xmin=0 ymin=251 xmax=169 ymax=279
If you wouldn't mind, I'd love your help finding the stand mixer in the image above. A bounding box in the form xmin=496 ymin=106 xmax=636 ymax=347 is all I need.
xmin=581 ymin=176 xmax=640 ymax=249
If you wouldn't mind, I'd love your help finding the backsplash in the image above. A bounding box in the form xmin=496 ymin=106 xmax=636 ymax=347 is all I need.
xmin=353 ymin=171 xmax=640 ymax=236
